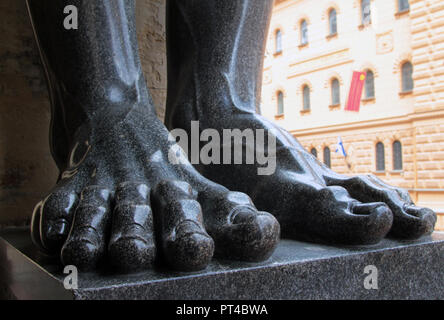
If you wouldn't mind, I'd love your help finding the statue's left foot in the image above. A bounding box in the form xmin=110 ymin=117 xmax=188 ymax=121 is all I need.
xmin=166 ymin=110 xmax=436 ymax=242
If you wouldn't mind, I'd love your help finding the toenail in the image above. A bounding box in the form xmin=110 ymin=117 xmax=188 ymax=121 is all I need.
xmin=229 ymin=206 xmax=258 ymax=224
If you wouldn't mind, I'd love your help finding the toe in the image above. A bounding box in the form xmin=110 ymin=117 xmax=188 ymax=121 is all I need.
xmin=152 ymin=180 xmax=214 ymax=271
xmin=108 ymin=182 xmax=156 ymax=272
xmin=163 ymin=220 xmax=214 ymax=271
xmin=274 ymin=184 xmax=393 ymax=245
xmin=315 ymin=186 xmax=393 ymax=245
xmin=344 ymin=201 xmax=394 ymax=244
xmin=61 ymin=186 xmax=112 ymax=271
xmin=200 ymin=191 xmax=280 ymax=262
xmin=327 ymin=175 xmax=437 ymax=240
xmin=389 ymin=204 xmax=437 ymax=239
xmin=39 ymin=189 xmax=79 ymax=253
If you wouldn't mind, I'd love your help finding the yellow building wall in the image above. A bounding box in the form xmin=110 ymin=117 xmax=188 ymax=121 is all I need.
xmin=261 ymin=0 xmax=444 ymax=230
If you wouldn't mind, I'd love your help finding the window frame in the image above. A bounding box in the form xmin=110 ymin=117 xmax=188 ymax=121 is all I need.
xmin=300 ymin=20 xmax=308 ymax=45
xmin=375 ymin=142 xmax=385 ymax=172
xmin=392 ymin=140 xmax=403 ymax=171
xmin=275 ymin=29 xmax=283 ymax=54
xmin=364 ymin=70 xmax=375 ymax=99
xmin=331 ymin=78 xmax=341 ymax=106
xmin=401 ymin=61 xmax=414 ymax=93
xmin=328 ymin=8 xmax=338 ymax=35
xmin=361 ymin=0 xmax=372 ymax=25
xmin=302 ymin=85 xmax=311 ymax=111
xmin=277 ymin=91 xmax=284 ymax=115
xmin=323 ymin=147 xmax=331 ymax=168
xmin=398 ymin=0 xmax=410 ymax=13
xmin=310 ymin=148 xmax=318 ymax=159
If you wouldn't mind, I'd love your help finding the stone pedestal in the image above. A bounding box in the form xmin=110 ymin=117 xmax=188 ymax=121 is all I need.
xmin=0 ymin=227 xmax=443 ymax=300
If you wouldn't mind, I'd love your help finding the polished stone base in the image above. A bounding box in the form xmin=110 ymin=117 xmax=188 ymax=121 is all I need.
xmin=0 ymin=227 xmax=443 ymax=300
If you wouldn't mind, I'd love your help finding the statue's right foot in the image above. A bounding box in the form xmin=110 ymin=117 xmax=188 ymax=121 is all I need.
xmin=31 ymin=105 xmax=279 ymax=273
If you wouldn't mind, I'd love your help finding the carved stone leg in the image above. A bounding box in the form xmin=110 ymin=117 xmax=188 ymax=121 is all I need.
xmin=164 ymin=0 xmax=436 ymax=244
xmin=28 ymin=0 xmax=279 ymax=273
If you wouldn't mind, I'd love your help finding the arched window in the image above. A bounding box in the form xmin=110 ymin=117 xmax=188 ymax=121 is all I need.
xmin=310 ymin=148 xmax=318 ymax=158
xmin=361 ymin=0 xmax=371 ymax=25
xmin=393 ymin=141 xmax=403 ymax=170
xmin=329 ymin=9 xmax=337 ymax=35
xmin=303 ymin=85 xmax=311 ymax=110
xmin=300 ymin=20 xmax=308 ymax=45
xmin=323 ymin=147 xmax=331 ymax=168
xmin=376 ymin=142 xmax=385 ymax=171
xmin=277 ymin=91 xmax=284 ymax=115
xmin=398 ymin=0 xmax=410 ymax=12
xmin=331 ymin=78 xmax=340 ymax=105
xmin=364 ymin=70 xmax=375 ymax=99
xmin=275 ymin=29 xmax=282 ymax=53
xmin=401 ymin=61 xmax=413 ymax=92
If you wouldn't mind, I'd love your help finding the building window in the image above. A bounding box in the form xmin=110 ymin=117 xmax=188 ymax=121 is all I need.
xmin=329 ymin=9 xmax=337 ymax=35
xmin=393 ymin=141 xmax=403 ymax=170
xmin=376 ymin=142 xmax=385 ymax=171
xmin=361 ymin=0 xmax=371 ymax=25
xmin=324 ymin=147 xmax=331 ymax=168
xmin=310 ymin=148 xmax=318 ymax=158
xmin=331 ymin=78 xmax=340 ymax=105
xmin=277 ymin=91 xmax=284 ymax=115
xmin=398 ymin=0 xmax=410 ymax=12
xmin=300 ymin=20 xmax=308 ymax=45
xmin=364 ymin=70 xmax=375 ymax=99
xmin=303 ymin=85 xmax=311 ymax=110
xmin=275 ymin=29 xmax=282 ymax=54
xmin=401 ymin=61 xmax=413 ymax=92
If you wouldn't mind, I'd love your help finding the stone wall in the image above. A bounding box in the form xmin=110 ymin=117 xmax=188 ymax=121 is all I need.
xmin=0 ymin=0 xmax=167 ymax=226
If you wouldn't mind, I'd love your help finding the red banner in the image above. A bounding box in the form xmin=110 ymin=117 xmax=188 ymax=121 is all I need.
xmin=345 ymin=71 xmax=366 ymax=112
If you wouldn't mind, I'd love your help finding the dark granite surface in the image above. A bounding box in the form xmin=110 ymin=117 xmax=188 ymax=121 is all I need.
xmin=1 ymin=227 xmax=443 ymax=299
xmin=26 ymin=0 xmax=436 ymax=276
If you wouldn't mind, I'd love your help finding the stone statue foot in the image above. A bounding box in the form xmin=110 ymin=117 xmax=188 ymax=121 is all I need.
xmin=166 ymin=110 xmax=436 ymax=244
xmin=30 ymin=107 xmax=279 ymax=272
xmin=324 ymin=174 xmax=437 ymax=240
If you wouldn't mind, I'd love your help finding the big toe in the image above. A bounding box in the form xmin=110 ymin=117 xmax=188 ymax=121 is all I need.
xmin=201 ymin=191 xmax=280 ymax=262
xmin=39 ymin=188 xmax=79 ymax=253
xmin=152 ymin=180 xmax=215 ymax=271
xmin=345 ymin=202 xmax=394 ymax=244
xmin=221 ymin=209 xmax=280 ymax=262
xmin=390 ymin=205 xmax=437 ymax=239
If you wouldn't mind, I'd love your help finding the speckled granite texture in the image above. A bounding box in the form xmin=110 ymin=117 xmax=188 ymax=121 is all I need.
xmin=1 ymin=228 xmax=443 ymax=300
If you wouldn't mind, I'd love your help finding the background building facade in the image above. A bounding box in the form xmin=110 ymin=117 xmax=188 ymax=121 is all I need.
xmin=261 ymin=0 xmax=444 ymax=230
